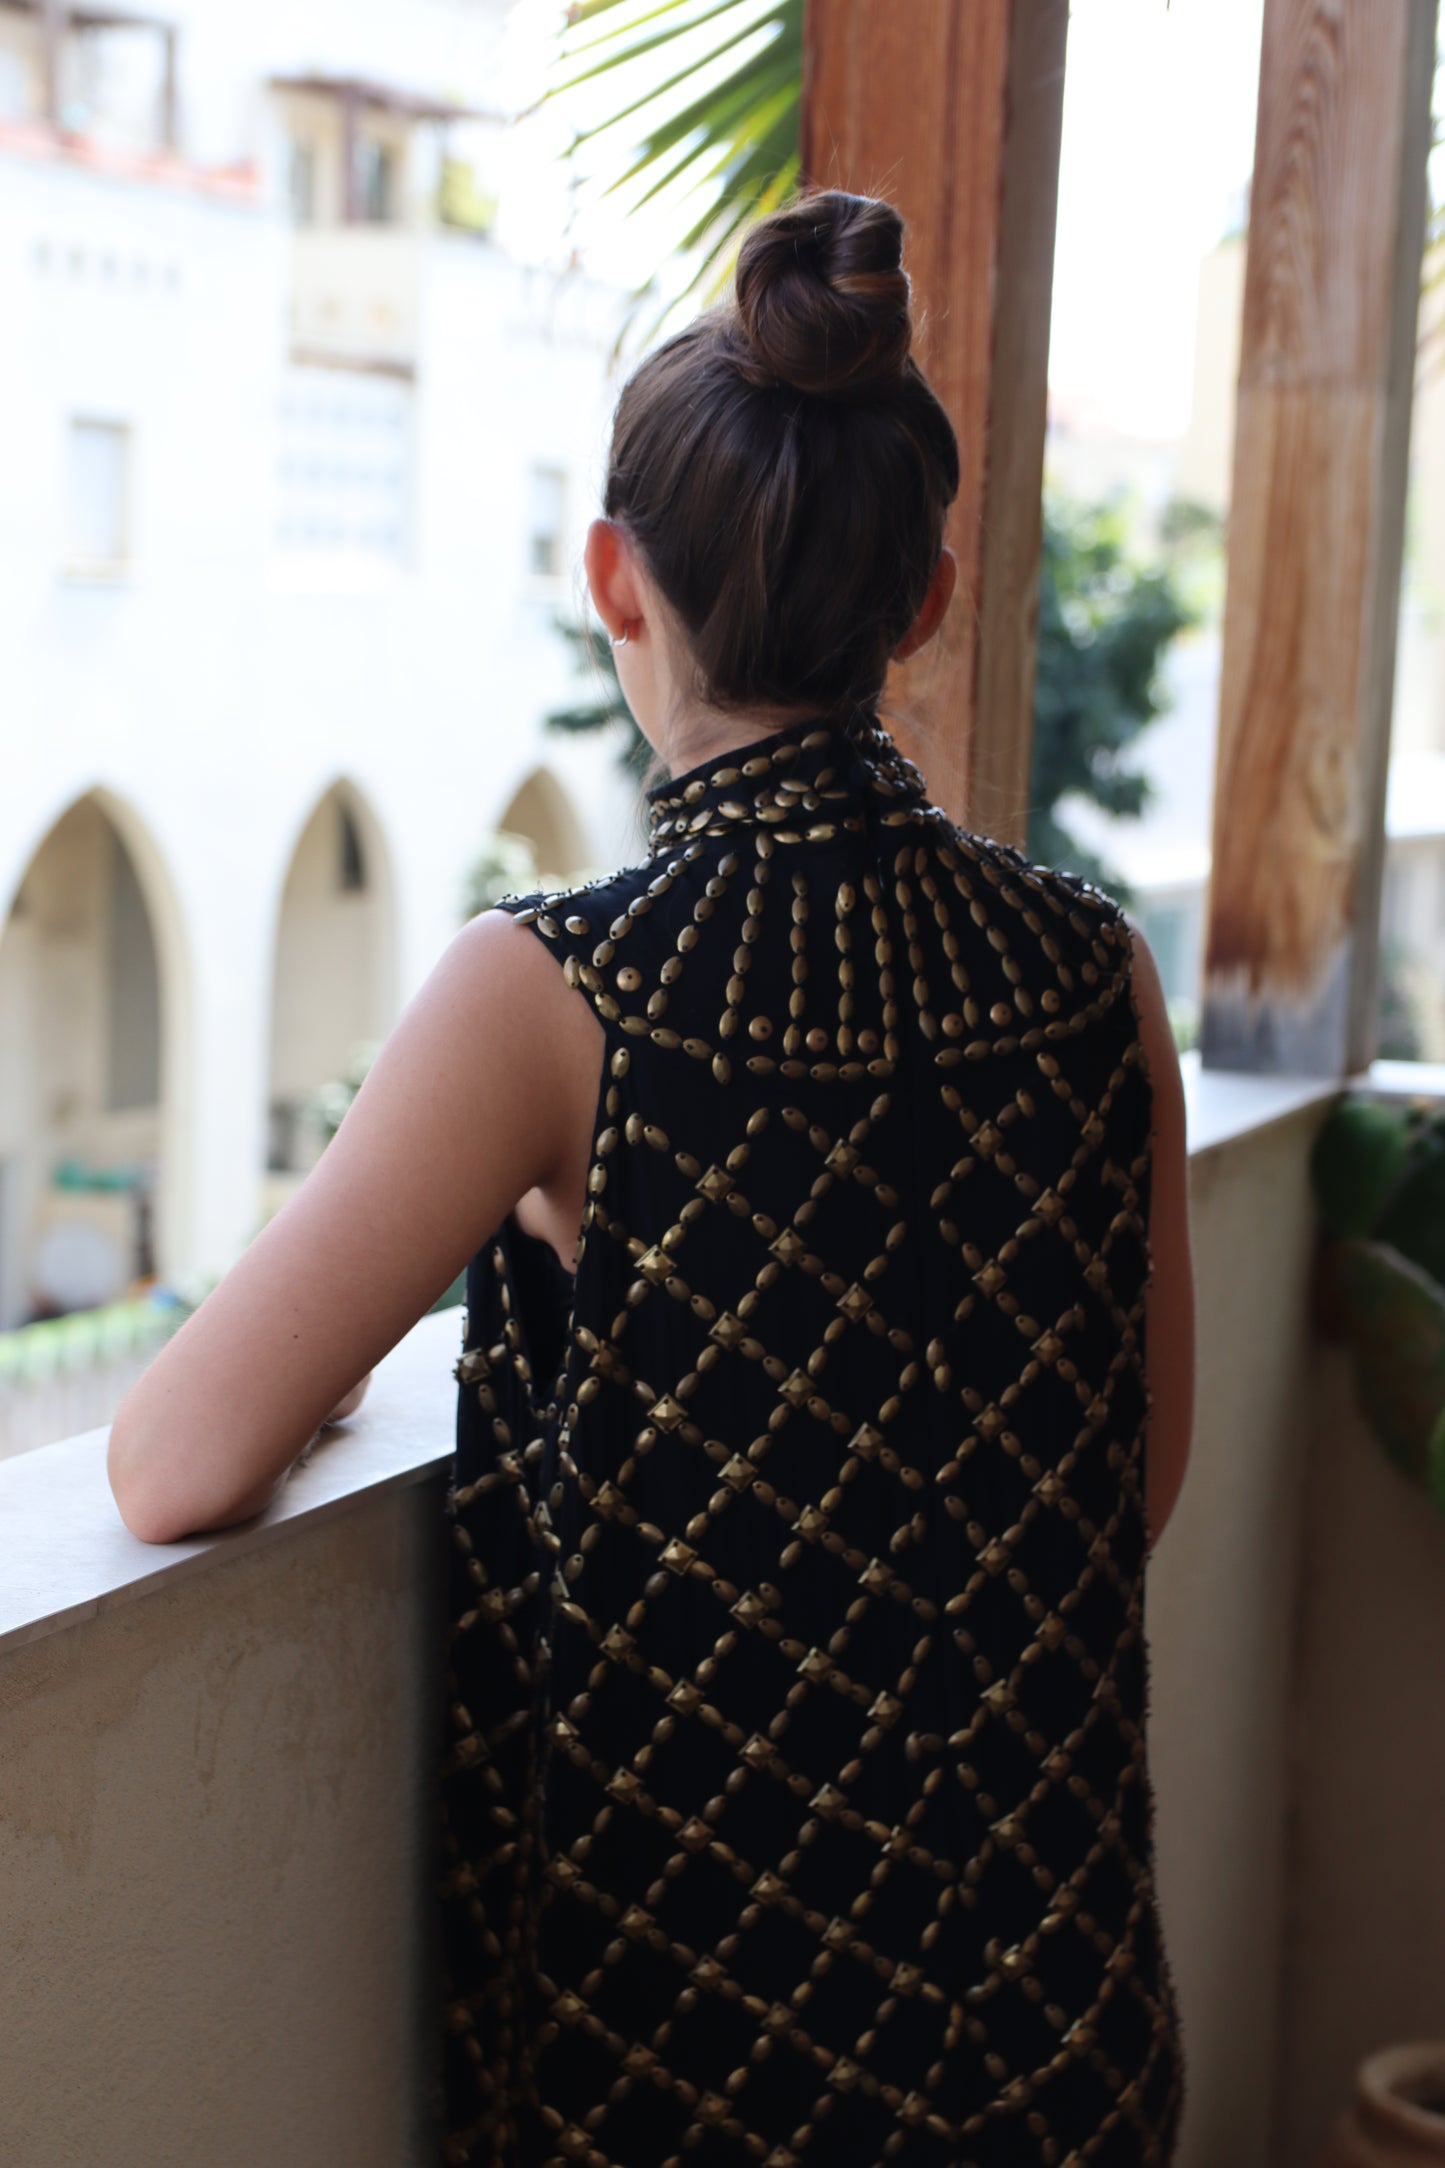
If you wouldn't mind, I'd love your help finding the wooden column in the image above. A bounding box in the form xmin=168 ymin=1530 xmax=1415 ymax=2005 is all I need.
xmin=1201 ymin=0 xmax=1438 ymax=1075
xmin=800 ymin=0 xmax=1068 ymax=840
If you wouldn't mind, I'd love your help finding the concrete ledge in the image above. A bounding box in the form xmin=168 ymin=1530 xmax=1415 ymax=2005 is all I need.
xmin=1180 ymin=1053 xmax=1338 ymax=1158
xmin=1177 ymin=1054 xmax=1442 ymax=1160
xmin=2 ymin=1054 xmax=1438 ymax=1662
xmin=0 ymin=1466 xmax=446 ymax=2167
xmin=0 ymin=1306 xmax=460 ymax=1656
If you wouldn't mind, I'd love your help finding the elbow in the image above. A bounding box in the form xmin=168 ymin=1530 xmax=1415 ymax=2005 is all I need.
xmin=107 ymin=1420 xmax=187 ymax=1544
xmin=115 ymin=1498 xmax=191 ymax=1547
xmin=108 ymin=1468 xmax=275 ymax=1545
xmin=109 ymin=1482 xmax=183 ymax=1548
xmin=107 ymin=1418 xmax=276 ymax=1545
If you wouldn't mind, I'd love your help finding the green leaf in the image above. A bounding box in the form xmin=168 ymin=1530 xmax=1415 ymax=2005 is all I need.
xmin=546 ymin=0 xmax=803 ymax=340
xmin=587 ymin=47 xmax=795 ymax=185
xmin=627 ymin=127 xmax=735 ymax=214
xmin=1329 ymin=1237 xmax=1445 ymax=1487
xmin=559 ymin=0 xmax=747 ymax=67
xmin=1375 ymin=1109 xmax=1445 ymax=1286
xmin=566 ymin=0 xmax=697 ymax=28
xmin=673 ymin=100 xmax=798 ymax=251
xmin=549 ymin=5 xmax=781 ymax=103
xmin=1027 ymin=494 xmax=1196 ymax=892
xmin=1310 ymin=1097 xmax=1413 ymax=1240
xmin=542 ymin=614 xmax=648 ymax=774
xmin=632 ymin=76 xmax=794 ymax=216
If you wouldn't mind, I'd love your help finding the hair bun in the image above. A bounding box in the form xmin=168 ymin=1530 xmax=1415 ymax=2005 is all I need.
xmin=733 ymin=189 xmax=913 ymax=402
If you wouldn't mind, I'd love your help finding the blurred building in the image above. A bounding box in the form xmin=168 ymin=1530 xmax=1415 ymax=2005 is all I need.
xmin=0 ymin=0 xmax=637 ymax=1331
xmin=1051 ymin=229 xmax=1445 ymax=1054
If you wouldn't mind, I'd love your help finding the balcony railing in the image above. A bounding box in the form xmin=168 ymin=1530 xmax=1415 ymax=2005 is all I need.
xmin=0 ymin=1295 xmax=183 ymax=1464
xmin=288 ymin=225 xmax=424 ymax=372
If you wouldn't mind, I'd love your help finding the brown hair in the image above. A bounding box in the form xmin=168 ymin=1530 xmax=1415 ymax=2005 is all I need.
xmin=603 ymin=188 xmax=960 ymax=735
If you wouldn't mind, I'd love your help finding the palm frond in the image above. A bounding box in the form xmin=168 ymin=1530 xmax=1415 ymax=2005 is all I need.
xmin=549 ymin=6 xmax=781 ymax=112
xmin=592 ymin=57 xmax=792 ymax=201
xmin=546 ymin=0 xmax=804 ymax=349
xmin=558 ymin=0 xmax=747 ymax=71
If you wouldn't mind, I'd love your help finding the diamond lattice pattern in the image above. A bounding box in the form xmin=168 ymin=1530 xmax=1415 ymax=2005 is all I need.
xmin=440 ymin=723 xmax=1183 ymax=2168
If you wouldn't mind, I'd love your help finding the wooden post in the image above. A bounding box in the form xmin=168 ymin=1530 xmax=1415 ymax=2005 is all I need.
xmin=1201 ymin=0 xmax=1438 ymax=1075
xmin=800 ymin=0 xmax=1068 ymax=840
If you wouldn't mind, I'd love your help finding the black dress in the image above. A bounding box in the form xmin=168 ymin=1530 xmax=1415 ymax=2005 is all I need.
xmin=439 ymin=712 xmax=1183 ymax=2167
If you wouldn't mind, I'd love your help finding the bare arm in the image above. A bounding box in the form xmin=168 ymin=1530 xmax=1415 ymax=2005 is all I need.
xmin=108 ymin=910 xmax=599 ymax=1544
xmin=323 ymin=1374 xmax=371 ymax=1424
xmin=1125 ymin=917 xmax=1195 ymax=1548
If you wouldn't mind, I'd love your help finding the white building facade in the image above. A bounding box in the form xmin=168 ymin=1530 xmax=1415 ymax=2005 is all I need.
xmin=0 ymin=0 xmax=639 ymax=1332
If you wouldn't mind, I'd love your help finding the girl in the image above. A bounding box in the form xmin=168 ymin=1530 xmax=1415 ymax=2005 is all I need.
xmin=111 ymin=187 xmax=1192 ymax=2166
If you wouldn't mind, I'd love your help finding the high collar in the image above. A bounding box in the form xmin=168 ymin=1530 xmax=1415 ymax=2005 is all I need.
xmin=643 ymin=709 xmax=930 ymax=855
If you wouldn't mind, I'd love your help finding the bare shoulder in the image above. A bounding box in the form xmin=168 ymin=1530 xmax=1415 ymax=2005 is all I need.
xmin=452 ymin=893 xmax=593 ymax=967
xmin=449 ymin=898 xmax=582 ymax=1005
xmin=445 ymin=898 xmax=610 ymax=1125
xmin=443 ymin=894 xmax=616 ymax=1040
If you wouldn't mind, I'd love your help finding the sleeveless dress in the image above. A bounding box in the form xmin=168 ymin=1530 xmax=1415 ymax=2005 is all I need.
xmin=438 ymin=712 xmax=1183 ymax=2167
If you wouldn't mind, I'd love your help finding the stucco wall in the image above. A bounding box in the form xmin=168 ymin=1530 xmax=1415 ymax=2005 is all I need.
xmin=0 ymin=1473 xmax=450 ymax=2167
xmin=1147 ymin=1106 xmax=1325 ymax=2168
xmin=0 ymin=129 xmax=636 ymax=1298
xmin=4 ymin=1106 xmax=1405 ymax=2167
xmin=268 ymin=788 xmax=389 ymax=1114
xmin=0 ymin=798 xmax=164 ymax=1325
xmin=1276 ymin=1347 xmax=1445 ymax=2165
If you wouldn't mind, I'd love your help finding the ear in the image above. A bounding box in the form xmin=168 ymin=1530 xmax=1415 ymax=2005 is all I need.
xmin=892 ymin=546 xmax=958 ymax=663
xmin=585 ymin=519 xmax=648 ymax=644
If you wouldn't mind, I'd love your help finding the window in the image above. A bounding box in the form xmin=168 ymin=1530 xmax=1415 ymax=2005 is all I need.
xmin=66 ymin=418 xmax=130 ymax=574
xmin=63 ymin=21 xmax=170 ymax=150
xmin=275 ymin=364 xmax=411 ymax=570
xmin=0 ymin=51 xmax=27 ymax=123
xmin=356 ymin=138 xmax=398 ymax=225
xmin=288 ymin=135 xmax=318 ymax=225
xmin=528 ymin=466 xmax=567 ymax=581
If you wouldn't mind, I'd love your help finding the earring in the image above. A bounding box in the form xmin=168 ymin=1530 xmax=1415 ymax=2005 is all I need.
xmin=609 ymin=620 xmax=633 ymax=648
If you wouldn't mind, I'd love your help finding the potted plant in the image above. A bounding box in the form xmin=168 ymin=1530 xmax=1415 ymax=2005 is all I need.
xmin=1310 ymin=1094 xmax=1445 ymax=1502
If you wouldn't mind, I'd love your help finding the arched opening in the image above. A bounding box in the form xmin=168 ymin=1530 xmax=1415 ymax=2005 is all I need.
xmin=266 ymin=781 xmax=397 ymax=1192
xmin=462 ymin=767 xmax=591 ymax=918
xmin=496 ymin=767 xmax=589 ymax=889
xmin=0 ymin=793 xmax=186 ymax=1331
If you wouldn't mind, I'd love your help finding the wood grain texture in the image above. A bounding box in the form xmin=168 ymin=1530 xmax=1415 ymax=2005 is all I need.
xmin=1202 ymin=0 xmax=1438 ymax=1075
xmin=800 ymin=0 xmax=1067 ymax=839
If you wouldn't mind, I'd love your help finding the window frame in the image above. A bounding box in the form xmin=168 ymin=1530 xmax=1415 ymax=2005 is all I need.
xmin=62 ymin=414 xmax=133 ymax=585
